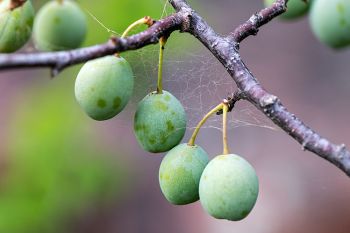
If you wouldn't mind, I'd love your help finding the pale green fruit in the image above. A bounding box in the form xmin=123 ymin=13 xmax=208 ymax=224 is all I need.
xmin=33 ymin=0 xmax=87 ymax=51
xmin=159 ymin=143 xmax=209 ymax=205
xmin=310 ymin=0 xmax=350 ymax=48
xmin=75 ymin=55 xmax=134 ymax=121
xmin=0 ymin=0 xmax=34 ymax=53
xmin=134 ymin=91 xmax=186 ymax=153
xmin=199 ymin=154 xmax=259 ymax=221
xmin=264 ymin=0 xmax=309 ymax=20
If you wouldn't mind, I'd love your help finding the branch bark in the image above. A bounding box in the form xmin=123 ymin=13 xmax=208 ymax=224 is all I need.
xmin=1 ymin=0 xmax=350 ymax=176
xmin=0 ymin=13 xmax=185 ymax=76
xmin=230 ymin=0 xmax=287 ymax=43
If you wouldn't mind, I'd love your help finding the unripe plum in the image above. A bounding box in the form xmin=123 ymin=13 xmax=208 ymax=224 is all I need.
xmin=75 ymin=55 xmax=134 ymax=121
xmin=33 ymin=0 xmax=87 ymax=51
xmin=199 ymin=154 xmax=259 ymax=221
xmin=134 ymin=91 xmax=186 ymax=153
xmin=0 ymin=0 xmax=34 ymax=53
xmin=310 ymin=0 xmax=350 ymax=48
xmin=159 ymin=143 xmax=209 ymax=205
xmin=264 ymin=0 xmax=309 ymax=20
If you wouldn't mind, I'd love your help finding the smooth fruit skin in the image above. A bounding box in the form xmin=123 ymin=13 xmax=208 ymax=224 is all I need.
xmin=159 ymin=143 xmax=209 ymax=205
xmin=33 ymin=0 xmax=87 ymax=51
xmin=134 ymin=91 xmax=186 ymax=153
xmin=75 ymin=55 xmax=134 ymax=121
xmin=310 ymin=0 xmax=350 ymax=48
xmin=264 ymin=0 xmax=309 ymax=20
xmin=0 ymin=0 xmax=34 ymax=53
xmin=199 ymin=154 xmax=259 ymax=221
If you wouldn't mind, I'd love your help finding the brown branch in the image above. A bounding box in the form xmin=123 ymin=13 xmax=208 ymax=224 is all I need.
xmin=0 ymin=0 xmax=350 ymax=176
xmin=0 ymin=13 xmax=185 ymax=76
xmin=230 ymin=0 xmax=287 ymax=43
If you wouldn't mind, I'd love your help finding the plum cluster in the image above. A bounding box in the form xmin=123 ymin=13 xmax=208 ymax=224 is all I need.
xmin=2 ymin=0 xmax=348 ymax=222
xmin=73 ymin=11 xmax=259 ymax=220
xmin=158 ymin=102 xmax=259 ymax=221
xmin=264 ymin=0 xmax=350 ymax=49
xmin=0 ymin=0 xmax=86 ymax=53
xmin=159 ymin=144 xmax=259 ymax=221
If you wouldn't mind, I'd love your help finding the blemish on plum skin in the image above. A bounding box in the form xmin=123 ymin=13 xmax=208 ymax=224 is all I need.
xmin=149 ymin=137 xmax=156 ymax=145
xmin=143 ymin=124 xmax=150 ymax=134
xmin=164 ymin=95 xmax=171 ymax=101
xmin=97 ymin=98 xmax=106 ymax=108
xmin=155 ymin=100 xmax=168 ymax=111
xmin=135 ymin=124 xmax=142 ymax=131
xmin=164 ymin=174 xmax=170 ymax=181
xmin=160 ymin=132 xmax=167 ymax=144
xmin=113 ymin=96 xmax=121 ymax=109
xmin=166 ymin=120 xmax=175 ymax=131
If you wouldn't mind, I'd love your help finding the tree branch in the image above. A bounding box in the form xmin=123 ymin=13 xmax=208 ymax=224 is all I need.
xmin=0 ymin=0 xmax=349 ymax=176
xmin=0 ymin=13 xmax=185 ymax=76
xmin=230 ymin=0 xmax=287 ymax=43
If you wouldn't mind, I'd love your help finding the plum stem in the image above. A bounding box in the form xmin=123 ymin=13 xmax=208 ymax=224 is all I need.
xmin=121 ymin=16 xmax=154 ymax=38
xmin=157 ymin=37 xmax=167 ymax=94
xmin=222 ymin=101 xmax=229 ymax=155
xmin=188 ymin=103 xmax=224 ymax=147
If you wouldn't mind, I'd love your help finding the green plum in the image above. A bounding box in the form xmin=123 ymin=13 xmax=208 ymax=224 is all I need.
xmin=33 ymin=0 xmax=87 ymax=51
xmin=134 ymin=90 xmax=186 ymax=153
xmin=199 ymin=154 xmax=259 ymax=221
xmin=159 ymin=143 xmax=209 ymax=205
xmin=75 ymin=55 xmax=134 ymax=121
xmin=264 ymin=0 xmax=309 ymax=20
xmin=310 ymin=0 xmax=350 ymax=48
xmin=0 ymin=0 xmax=34 ymax=53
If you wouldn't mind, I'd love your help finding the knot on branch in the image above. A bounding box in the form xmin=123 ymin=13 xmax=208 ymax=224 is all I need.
xmin=337 ymin=144 xmax=348 ymax=160
xmin=248 ymin=13 xmax=263 ymax=34
xmin=216 ymin=90 xmax=245 ymax=115
xmin=259 ymin=94 xmax=278 ymax=108
xmin=178 ymin=8 xmax=193 ymax=32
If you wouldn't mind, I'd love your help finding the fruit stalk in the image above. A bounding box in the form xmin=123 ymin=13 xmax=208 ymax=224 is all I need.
xmin=222 ymin=101 xmax=229 ymax=155
xmin=157 ymin=37 xmax=167 ymax=94
xmin=121 ymin=16 xmax=153 ymax=38
xmin=188 ymin=103 xmax=223 ymax=146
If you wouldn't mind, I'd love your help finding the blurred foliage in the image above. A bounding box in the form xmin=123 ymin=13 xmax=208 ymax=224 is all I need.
xmin=0 ymin=77 xmax=125 ymax=233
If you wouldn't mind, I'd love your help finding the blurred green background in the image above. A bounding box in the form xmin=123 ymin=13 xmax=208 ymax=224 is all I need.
xmin=1 ymin=1 xmax=350 ymax=233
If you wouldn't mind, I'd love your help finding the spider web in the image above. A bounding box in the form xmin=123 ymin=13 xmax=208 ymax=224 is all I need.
xmin=125 ymin=46 xmax=277 ymax=133
xmin=87 ymin=1 xmax=278 ymax=133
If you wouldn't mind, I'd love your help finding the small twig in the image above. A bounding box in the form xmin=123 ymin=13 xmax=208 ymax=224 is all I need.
xmin=230 ymin=0 xmax=288 ymax=43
